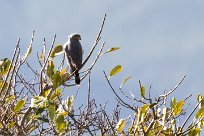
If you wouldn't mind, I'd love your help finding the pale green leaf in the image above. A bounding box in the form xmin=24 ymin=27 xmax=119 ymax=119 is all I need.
xmin=52 ymin=70 xmax=62 ymax=88
xmin=66 ymin=96 xmax=74 ymax=111
xmin=14 ymin=99 xmax=25 ymax=112
xmin=171 ymin=97 xmax=177 ymax=108
xmin=22 ymin=44 xmax=32 ymax=63
xmin=109 ymin=65 xmax=122 ymax=77
xmin=47 ymin=61 xmax=54 ymax=78
xmin=50 ymin=45 xmax=63 ymax=58
xmin=31 ymin=96 xmax=46 ymax=108
xmin=48 ymin=105 xmax=55 ymax=121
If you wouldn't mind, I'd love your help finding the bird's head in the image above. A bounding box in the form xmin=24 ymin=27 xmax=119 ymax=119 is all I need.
xmin=69 ymin=33 xmax=81 ymax=41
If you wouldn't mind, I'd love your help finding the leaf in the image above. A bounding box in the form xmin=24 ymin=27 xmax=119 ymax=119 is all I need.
xmin=0 ymin=58 xmax=11 ymax=75
xmin=50 ymin=45 xmax=63 ymax=58
xmin=41 ymin=89 xmax=51 ymax=97
xmin=104 ymin=47 xmax=120 ymax=54
xmin=173 ymin=100 xmax=185 ymax=115
xmin=140 ymin=86 xmax=145 ymax=98
xmin=48 ymin=105 xmax=55 ymax=121
xmin=109 ymin=65 xmax=122 ymax=77
xmin=5 ymin=95 xmax=15 ymax=103
xmin=50 ymin=88 xmax=62 ymax=100
xmin=141 ymin=104 xmax=149 ymax=113
xmin=14 ymin=99 xmax=25 ymax=112
xmin=66 ymin=96 xmax=74 ymax=112
xmin=22 ymin=44 xmax=32 ymax=63
xmin=197 ymin=95 xmax=204 ymax=108
xmin=116 ymin=119 xmax=125 ymax=133
xmin=47 ymin=61 xmax=54 ymax=78
xmin=196 ymin=107 xmax=204 ymax=119
xmin=171 ymin=97 xmax=177 ymax=108
xmin=52 ymin=71 xmax=62 ymax=88
xmin=0 ymin=81 xmax=9 ymax=91
xmin=55 ymin=114 xmax=67 ymax=133
xmin=31 ymin=96 xmax=46 ymax=108
xmin=8 ymin=122 xmax=15 ymax=129
xmin=119 ymin=76 xmax=131 ymax=89
xmin=60 ymin=68 xmax=70 ymax=82
xmin=35 ymin=107 xmax=45 ymax=115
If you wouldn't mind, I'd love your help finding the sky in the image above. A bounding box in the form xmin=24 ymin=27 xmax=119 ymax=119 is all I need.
xmin=1 ymin=0 xmax=204 ymax=131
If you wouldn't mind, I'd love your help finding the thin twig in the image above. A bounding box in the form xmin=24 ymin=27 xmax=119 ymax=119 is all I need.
xmin=103 ymin=71 xmax=135 ymax=111
xmin=39 ymin=34 xmax=56 ymax=93
xmin=81 ymin=14 xmax=106 ymax=68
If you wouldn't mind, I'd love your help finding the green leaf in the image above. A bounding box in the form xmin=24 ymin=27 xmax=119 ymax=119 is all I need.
xmin=22 ymin=44 xmax=32 ymax=63
xmin=119 ymin=76 xmax=131 ymax=89
xmin=104 ymin=47 xmax=120 ymax=54
xmin=140 ymin=86 xmax=146 ymax=98
xmin=50 ymin=45 xmax=63 ymax=58
xmin=14 ymin=99 xmax=26 ymax=112
xmin=173 ymin=100 xmax=185 ymax=115
xmin=47 ymin=61 xmax=54 ymax=78
xmin=171 ymin=97 xmax=177 ymax=108
xmin=196 ymin=107 xmax=204 ymax=119
xmin=5 ymin=95 xmax=15 ymax=103
xmin=48 ymin=105 xmax=55 ymax=121
xmin=0 ymin=58 xmax=11 ymax=75
xmin=109 ymin=65 xmax=122 ymax=77
xmin=35 ymin=107 xmax=45 ymax=115
xmin=50 ymin=88 xmax=62 ymax=100
xmin=8 ymin=122 xmax=15 ymax=129
xmin=52 ymin=71 xmax=62 ymax=88
xmin=31 ymin=96 xmax=46 ymax=108
xmin=55 ymin=114 xmax=67 ymax=133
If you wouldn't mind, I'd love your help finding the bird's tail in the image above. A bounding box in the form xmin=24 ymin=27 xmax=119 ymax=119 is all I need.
xmin=75 ymin=70 xmax=80 ymax=85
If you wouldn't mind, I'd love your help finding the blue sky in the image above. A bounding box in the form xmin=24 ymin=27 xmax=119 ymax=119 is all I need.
xmin=1 ymin=0 xmax=204 ymax=125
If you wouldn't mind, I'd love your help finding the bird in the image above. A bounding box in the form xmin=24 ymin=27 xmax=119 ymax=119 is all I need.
xmin=64 ymin=33 xmax=83 ymax=85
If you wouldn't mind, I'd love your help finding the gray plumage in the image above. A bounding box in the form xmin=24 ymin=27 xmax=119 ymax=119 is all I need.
xmin=64 ymin=33 xmax=83 ymax=85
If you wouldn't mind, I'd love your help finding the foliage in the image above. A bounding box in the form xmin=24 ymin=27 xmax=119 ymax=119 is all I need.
xmin=0 ymin=15 xmax=203 ymax=136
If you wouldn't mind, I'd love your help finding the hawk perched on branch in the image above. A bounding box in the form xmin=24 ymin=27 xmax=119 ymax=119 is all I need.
xmin=64 ymin=33 xmax=83 ymax=85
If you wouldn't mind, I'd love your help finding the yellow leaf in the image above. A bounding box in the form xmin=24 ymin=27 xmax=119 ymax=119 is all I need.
xmin=140 ymin=86 xmax=145 ymax=98
xmin=105 ymin=47 xmax=120 ymax=54
xmin=116 ymin=119 xmax=125 ymax=133
xmin=109 ymin=65 xmax=122 ymax=77
xmin=119 ymin=76 xmax=131 ymax=89
xmin=60 ymin=68 xmax=67 ymax=76
xmin=5 ymin=95 xmax=15 ymax=103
